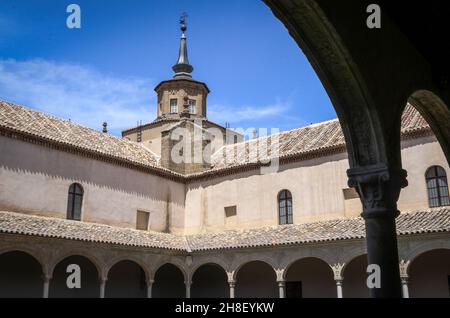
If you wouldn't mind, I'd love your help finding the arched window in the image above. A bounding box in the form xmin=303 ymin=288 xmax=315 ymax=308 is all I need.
xmin=278 ymin=190 xmax=293 ymax=225
xmin=67 ymin=183 xmax=83 ymax=220
xmin=426 ymin=166 xmax=450 ymax=208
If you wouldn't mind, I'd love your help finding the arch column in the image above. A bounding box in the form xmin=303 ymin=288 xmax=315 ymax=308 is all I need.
xmin=276 ymin=269 xmax=286 ymax=298
xmin=147 ymin=279 xmax=154 ymax=298
xmin=185 ymin=280 xmax=191 ymax=298
xmin=348 ymin=164 xmax=407 ymax=298
xmin=330 ymin=263 xmax=345 ymax=298
xmin=42 ymin=274 xmax=52 ymax=298
xmin=227 ymin=272 xmax=235 ymax=298
xmin=399 ymin=260 xmax=410 ymax=298
xmin=99 ymin=277 xmax=107 ymax=298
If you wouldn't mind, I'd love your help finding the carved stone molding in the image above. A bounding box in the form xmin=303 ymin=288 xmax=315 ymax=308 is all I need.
xmin=347 ymin=164 xmax=408 ymax=219
xmin=275 ymin=268 xmax=285 ymax=282
xmin=399 ymin=259 xmax=410 ymax=279
xmin=330 ymin=263 xmax=345 ymax=281
xmin=227 ymin=271 xmax=236 ymax=284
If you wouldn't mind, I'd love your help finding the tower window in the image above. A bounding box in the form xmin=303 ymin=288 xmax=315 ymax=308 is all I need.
xmin=278 ymin=190 xmax=293 ymax=225
xmin=67 ymin=183 xmax=83 ymax=221
xmin=426 ymin=166 xmax=450 ymax=207
xmin=170 ymin=99 xmax=178 ymax=113
xmin=188 ymin=99 xmax=196 ymax=114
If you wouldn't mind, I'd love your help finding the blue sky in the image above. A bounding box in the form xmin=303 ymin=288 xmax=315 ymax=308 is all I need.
xmin=0 ymin=0 xmax=335 ymax=136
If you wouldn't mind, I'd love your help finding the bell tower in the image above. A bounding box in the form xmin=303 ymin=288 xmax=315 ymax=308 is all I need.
xmin=121 ymin=14 xmax=243 ymax=160
xmin=154 ymin=14 xmax=210 ymax=120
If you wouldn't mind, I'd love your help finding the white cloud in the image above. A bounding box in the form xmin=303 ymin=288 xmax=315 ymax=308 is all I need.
xmin=0 ymin=59 xmax=155 ymax=135
xmin=208 ymin=100 xmax=304 ymax=128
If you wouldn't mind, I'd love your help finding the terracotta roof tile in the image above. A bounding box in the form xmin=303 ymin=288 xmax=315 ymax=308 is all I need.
xmin=0 ymin=208 xmax=448 ymax=251
xmin=210 ymin=104 xmax=430 ymax=170
xmin=0 ymin=101 xmax=431 ymax=176
xmin=0 ymin=211 xmax=186 ymax=251
xmin=0 ymin=100 xmax=161 ymax=168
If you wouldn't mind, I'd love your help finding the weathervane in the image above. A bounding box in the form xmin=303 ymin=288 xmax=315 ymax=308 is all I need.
xmin=180 ymin=12 xmax=188 ymax=33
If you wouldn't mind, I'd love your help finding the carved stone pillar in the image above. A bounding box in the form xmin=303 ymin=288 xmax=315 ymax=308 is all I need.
xmin=347 ymin=164 xmax=407 ymax=298
xmin=399 ymin=260 xmax=410 ymax=298
xmin=330 ymin=263 xmax=345 ymax=298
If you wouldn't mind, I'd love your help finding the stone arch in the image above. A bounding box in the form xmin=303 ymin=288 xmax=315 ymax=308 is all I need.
xmin=342 ymin=253 xmax=369 ymax=298
xmin=49 ymin=254 xmax=100 ymax=298
xmin=106 ymin=256 xmax=152 ymax=283
xmin=234 ymin=260 xmax=278 ymax=298
xmin=190 ymin=257 xmax=229 ymax=278
xmin=152 ymin=262 xmax=186 ymax=298
xmin=153 ymin=260 xmax=188 ymax=282
xmin=0 ymin=246 xmax=46 ymax=274
xmin=230 ymin=254 xmax=278 ymax=280
xmin=408 ymin=90 xmax=450 ymax=164
xmin=280 ymin=248 xmax=337 ymax=274
xmin=408 ymin=248 xmax=450 ymax=298
xmin=191 ymin=263 xmax=229 ymax=298
xmin=340 ymin=246 xmax=367 ymax=273
xmin=403 ymin=240 xmax=450 ymax=270
xmin=49 ymin=250 xmax=105 ymax=280
xmin=284 ymin=256 xmax=335 ymax=298
xmin=0 ymin=250 xmax=44 ymax=297
xmin=106 ymin=259 xmax=148 ymax=298
xmin=264 ymin=0 xmax=393 ymax=167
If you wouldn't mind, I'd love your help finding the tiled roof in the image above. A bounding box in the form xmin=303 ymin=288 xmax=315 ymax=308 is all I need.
xmin=0 ymin=100 xmax=161 ymax=169
xmin=0 ymin=101 xmax=431 ymax=177
xmin=187 ymin=208 xmax=450 ymax=251
xmin=0 ymin=208 xmax=448 ymax=251
xmin=210 ymin=104 xmax=430 ymax=170
xmin=0 ymin=211 xmax=187 ymax=251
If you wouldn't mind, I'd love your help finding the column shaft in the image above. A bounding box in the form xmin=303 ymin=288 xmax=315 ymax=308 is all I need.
xmin=99 ymin=279 xmax=106 ymax=298
xmin=229 ymin=282 xmax=235 ymax=298
xmin=42 ymin=277 xmax=50 ymax=298
xmin=278 ymin=281 xmax=285 ymax=298
xmin=348 ymin=164 xmax=406 ymax=298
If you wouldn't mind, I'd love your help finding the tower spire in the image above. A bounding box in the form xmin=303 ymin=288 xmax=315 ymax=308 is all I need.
xmin=172 ymin=13 xmax=194 ymax=79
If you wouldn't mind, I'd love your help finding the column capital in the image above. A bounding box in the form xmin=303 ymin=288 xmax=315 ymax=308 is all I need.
xmin=228 ymin=280 xmax=236 ymax=288
xmin=330 ymin=263 xmax=345 ymax=281
xmin=42 ymin=274 xmax=52 ymax=282
xmin=146 ymin=279 xmax=155 ymax=286
xmin=399 ymin=259 xmax=410 ymax=279
xmin=226 ymin=271 xmax=235 ymax=282
xmin=347 ymin=164 xmax=407 ymax=219
xmin=184 ymin=280 xmax=192 ymax=286
xmin=275 ymin=268 xmax=285 ymax=282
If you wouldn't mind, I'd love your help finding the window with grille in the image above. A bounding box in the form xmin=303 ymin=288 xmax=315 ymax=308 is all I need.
xmin=426 ymin=166 xmax=450 ymax=208
xmin=170 ymin=99 xmax=178 ymax=113
xmin=278 ymin=190 xmax=293 ymax=225
xmin=67 ymin=183 xmax=83 ymax=221
xmin=188 ymin=99 xmax=196 ymax=114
